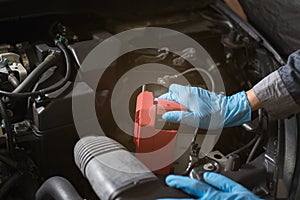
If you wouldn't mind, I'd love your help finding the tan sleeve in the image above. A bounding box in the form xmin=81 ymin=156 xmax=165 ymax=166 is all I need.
xmin=253 ymin=70 xmax=300 ymax=119
xmin=224 ymin=0 xmax=248 ymax=21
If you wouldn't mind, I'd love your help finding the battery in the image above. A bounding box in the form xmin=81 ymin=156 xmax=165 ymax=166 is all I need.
xmin=134 ymin=91 xmax=187 ymax=174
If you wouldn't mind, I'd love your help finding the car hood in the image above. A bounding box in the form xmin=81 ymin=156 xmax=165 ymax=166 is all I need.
xmin=0 ymin=0 xmax=215 ymax=20
xmin=240 ymin=0 xmax=300 ymax=57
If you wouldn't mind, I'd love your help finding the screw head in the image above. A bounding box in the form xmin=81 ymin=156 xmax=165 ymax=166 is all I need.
xmin=3 ymin=58 xmax=9 ymax=63
xmin=203 ymin=163 xmax=215 ymax=171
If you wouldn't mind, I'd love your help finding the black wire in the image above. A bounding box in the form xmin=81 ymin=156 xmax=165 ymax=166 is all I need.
xmin=226 ymin=134 xmax=260 ymax=157
xmin=0 ymin=99 xmax=14 ymax=153
xmin=246 ymin=109 xmax=264 ymax=163
xmin=246 ymin=134 xmax=263 ymax=163
xmin=0 ymin=41 xmax=71 ymax=98
xmin=13 ymin=53 xmax=60 ymax=93
xmin=38 ymin=42 xmax=71 ymax=94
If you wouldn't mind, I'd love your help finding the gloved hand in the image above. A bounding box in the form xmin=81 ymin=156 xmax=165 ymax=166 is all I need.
xmin=159 ymin=84 xmax=251 ymax=129
xmin=162 ymin=172 xmax=262 ymax=200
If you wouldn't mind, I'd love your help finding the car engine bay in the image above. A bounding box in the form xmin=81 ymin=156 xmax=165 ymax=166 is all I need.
xmin=0 ymin=1 xmax=299 ymax=199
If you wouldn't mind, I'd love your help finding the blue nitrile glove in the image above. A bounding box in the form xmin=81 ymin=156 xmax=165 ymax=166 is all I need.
xmin=159 ymin=84 xmax=251 ymax=129
xmin=162 ymin=173 xmax=262 ymax=200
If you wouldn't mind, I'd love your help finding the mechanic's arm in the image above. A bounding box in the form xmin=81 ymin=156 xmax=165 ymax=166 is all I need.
xmin=159 ymin=52 xmax=300 ymax=200
xmin=159 ymin=50 xmax=300 ymax=129
xmin=246 ymin=89 xmax=261 ymax=111
xmin=251 ymin=49 xmax=300 ymax=118
xmin=224 ymin=0 xmax=248 ymax=21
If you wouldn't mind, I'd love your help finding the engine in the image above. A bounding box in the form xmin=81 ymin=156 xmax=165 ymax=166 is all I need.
xmin=0 ymin=2 xmax=297 ymax=200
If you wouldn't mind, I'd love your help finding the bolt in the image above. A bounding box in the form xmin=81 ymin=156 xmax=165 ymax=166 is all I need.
xmin=73 ymin=35 xmax=78 ymax=40
xmin=226 ymin=53 xmax=232 ymax=59
xmin=203 ymin=163 xmax=215 ymax=171
xmin=3 ymin=58 xmax=9 ymax=63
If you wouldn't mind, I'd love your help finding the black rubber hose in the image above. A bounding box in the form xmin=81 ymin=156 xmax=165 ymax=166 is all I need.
xmin=13 ymin=52 xmax=61 ymax=93
xmin=0 ymin=154 xmax=17 ymax=168
xmin=226 ymin=134 xmax=260 ymax=157
xmin=0 ymin=41 xmax=71 ymax=98
xmin=0 ymin=172 xmax=22 ymax=199
xmin=0 ymin=99 xmax=14 ymax=153
xmin=36 ymin=176 xmax=83 ymax=200
xmin=38 ymin=42 xmax=72 ymax=94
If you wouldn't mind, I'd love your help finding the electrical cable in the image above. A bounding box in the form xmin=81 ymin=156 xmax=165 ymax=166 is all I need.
xmin=13 ymin=52 xmax=60 ymax=93
xmin=246 ymin=109 xmax=264 ymax=163
xmin=0 ymin=99 xmax=14 ymax=153
xmin=226 ymin=134 xmax=260 ymax=157
xmin=183 ymin=127 xmax=201 ymax=175
xmin=159 ymin=67 xmax=216 ymax=91
xmin=246 ymin=134 xmax=263 ymax=164
xmin=199 ymin=12 xmax=234 ymax=29
xmin=0 ymin=41 xmax=71 ymax=98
